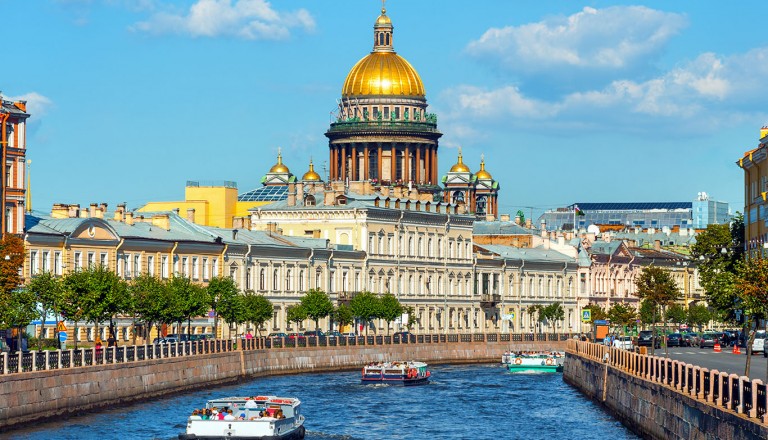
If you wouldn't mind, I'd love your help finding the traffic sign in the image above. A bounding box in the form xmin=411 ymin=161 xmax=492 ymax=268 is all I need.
xmin=581 ymin=310 xmax=592 ymax=322
xmin=59 ymin=332 xmax=67 ymax=342
xmin=56 ymin=321 xmax=67 ymax=332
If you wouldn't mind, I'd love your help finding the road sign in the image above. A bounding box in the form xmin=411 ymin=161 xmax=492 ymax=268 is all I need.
xmin=581 ymin=310 xmax=592 ymax=322
xmin=679 ymin=324 xmax=688 ymax=330
xmin=59 ymin=332 xmax=67 ymax=342
xmin=56 ymin=321 xmax=67 ymax=332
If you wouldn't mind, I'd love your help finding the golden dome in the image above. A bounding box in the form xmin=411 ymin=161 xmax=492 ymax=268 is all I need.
xmin=342 ymin=52 xmax=425 ymax=97
xmin=449 ymin=149 xmax=471 ymax=173
xmin=376 ymin=8 xmax=391 ymax=25
xmin=302 ymin=160 xmax=322 ymax=181
xmin=269 ymin=149 xmax=290 ymax=174
xmin=475 ymin=155 xmax=493 ymax=180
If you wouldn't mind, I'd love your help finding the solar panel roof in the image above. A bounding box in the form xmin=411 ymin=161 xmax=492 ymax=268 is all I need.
xmin=572 ymin=202 xmax=692 ymax=211
xmin=238 ymin=186 xmax=288 ymax=202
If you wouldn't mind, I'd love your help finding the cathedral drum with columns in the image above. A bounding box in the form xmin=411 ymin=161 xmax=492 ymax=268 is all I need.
xmin=326 ymin=6 xmax=441 ymax=189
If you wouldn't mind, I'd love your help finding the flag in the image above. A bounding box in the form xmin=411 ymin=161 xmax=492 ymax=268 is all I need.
xmin=574 ymin=204 xmax=585 ymax=216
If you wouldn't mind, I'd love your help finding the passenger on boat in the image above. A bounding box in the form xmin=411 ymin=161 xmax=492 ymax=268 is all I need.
xmin=245 ymin=398 xmax=258 ymax=409
xmin=190 ymin=410 xmax=202 ymax=420
xmin=224 ymin=410 xmax=236 ymax=421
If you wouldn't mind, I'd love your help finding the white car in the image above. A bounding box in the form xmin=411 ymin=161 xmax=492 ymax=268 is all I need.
xmin=612 ymin=336 xmax=634 ymax=350
xmin=751 ymin=330 xmax=766 ymax=353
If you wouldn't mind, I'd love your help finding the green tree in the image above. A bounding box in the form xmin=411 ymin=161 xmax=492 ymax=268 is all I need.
xmin=349 ymin=291 xmax=380 ymax=335
xmin=402 ymin=305 xmax=417 ymax=330
xmin=299 ymin=288 xmax=334 ymax=331
xmin=665 ymin=304 xmax=687 ymax=326
xmin=217 ymin=292 xmax=245 ymax=336
xmin=583 ymin=304 xmax=607 ymax=322
xmin=129 ymin=273 xmax=167 ymax=343
xmin=167 ymin=276 xmax=209 ymax=340
xmin=286 ymin=304 xmax=307 ymax=331
xmin=639 ymin=300 xmax=660 ymax=328
xmin=206 ymin=276 xmax=240 ymax=339
xmin=242 ymin=292 xmax=273 ymax=335
xmin=734 ymin=256 xmax=768 ymax=378
xmin=1 ymin=288 xmax=38 ymax=350
xmin=526 ymin=304 xmax=542 ymax=332
xmin=332 ymin=304 xmax=354 ymax=332
xmin=63 ymin=266 xmax=130 ymax=346
xmin=635 ymin=266 xmax=681 ymax=356
xmin=26 ymin=271 xmax=63 ymax=350
xmin=541 ymin=302 xmax=565 ymax=331
xmin=607 ymin=303 xmax=637 ymax=334
xmin=686 ymin=304 xmax=712 ymax=331
xmin=378 ymin=293 xmax=403 ymax=334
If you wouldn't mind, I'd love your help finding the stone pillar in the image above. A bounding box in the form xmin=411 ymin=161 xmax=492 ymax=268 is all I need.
xmin=415 ymin=145 xmax=422 ymax=183
xmin=750 ymin=379 xmax=762 ymax=418
xmin=698 ymin=367 xmax=707 ymax=399
xmin=737 ymin=375 xmax=747 ymax=413
xmin=708 ymin=370 xmax=718 ymax=403
xmin=341 ymin=145 xmax=347 ymax=181
xmin=57 ymin=350 xmax=62 ymax=369
xmin=351 ymin=145 xmax=357 ymax=181
xmin=377 ymin=145 xmax=383 ymax=181
xmin=717 ymin=372 xmax=728 ymax=406
xmin=391 ymin=144 xmax=397 ymax=181
xmin=424 ymin=145 xmax=431 ymax=184
xmin=404 ymin=149 xmax=410 ymax=183
xmin=364 ymin=146 xmax=370 ymax=181
xmin=433 ymin=147 xmax=438 ymax=184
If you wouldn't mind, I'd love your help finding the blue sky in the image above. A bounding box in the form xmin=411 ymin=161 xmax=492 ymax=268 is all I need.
xmin=4 ymin=0 xmax=765 ymax=219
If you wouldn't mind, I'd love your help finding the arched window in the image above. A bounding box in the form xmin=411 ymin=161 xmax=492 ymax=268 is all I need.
xmin=386 ymin=33 xmax=391 ymax=45
xmin=378 ymin=32 xmax=384 ymax=45
xmin=246 ymin=268 xmax=252 ymax=290
xmin=418 ymin=237 xmax=423 ymax=256
xmin=428 ymin=238 xmax=433 ymax=257
xmin=273 ymin=269 xmax=279 ymax=291
xmin=452 ymin=191 xmax=465 ymax=204
xmin=286 ymin=269 xmax=292 ymax=291
xmin=299 ymin=269 xmax=305 ymax=291
xmin=304 ymin=195 xmax=316 ymax=206
xmin=408 ymin=237 xmax=414 ymax=256
xmin=259 ymin=268 xmax=265 ymax=290
xmin=476 ymin=196 xmax=487 ymax=215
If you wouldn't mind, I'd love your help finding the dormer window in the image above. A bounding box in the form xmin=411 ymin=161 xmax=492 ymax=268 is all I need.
xmin=304 ymin=195 xmax=316 ymax=206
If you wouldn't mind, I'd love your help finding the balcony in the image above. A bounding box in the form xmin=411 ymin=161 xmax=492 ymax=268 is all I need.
xmin=337 ymin=291 xmax=359 ymax=306
xmin=326 ymin=120 xmax=440 ymax=135
xmin=480 ymin=293 xmax=501 ymax=308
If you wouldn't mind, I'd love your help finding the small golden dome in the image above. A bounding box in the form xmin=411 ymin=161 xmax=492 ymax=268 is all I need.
xmin=342 ymin=52 xmax=425 ymax=97
xmin=302 ymin=160 xmax=322 ymax=181
xmin=475 ymin=155 xmax=492 ymax=180
xmin=376 ymin=8 xmax=391 ymax=25
xmin=449 ymin=149 xmax=471 ymax=173
xmin=269 ymin=149 xmax=290 ymax=174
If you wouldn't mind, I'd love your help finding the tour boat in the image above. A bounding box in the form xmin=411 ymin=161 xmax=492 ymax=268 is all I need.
xmin=361 ymin=361 xmax=430 ymax=385
xmin=506 ymin=354 xmax=563 ymax=373
xmin=178 ymin=395 xmax=305 ymax=440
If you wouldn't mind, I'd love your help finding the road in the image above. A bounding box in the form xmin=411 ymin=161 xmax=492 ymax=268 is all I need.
xmin=645 ymin=346 xmax=768 ymax=381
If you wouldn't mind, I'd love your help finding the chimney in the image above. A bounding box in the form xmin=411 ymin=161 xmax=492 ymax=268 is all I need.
xmin=485 ymin=214 xmax=495 ymax=222
xmin=514 ymin=215 xmax=521 ymax=225
xmin=125 ymin=211 xmax=134 ymax=226
xmin=324 ymin=190 xmax=335 ymax=206
xmin=654 ymin=239 xmax=661 ymax=251
xmin=313 ymin=230 xmax=321 ymax=238
xmin=114 ymin=203 xmax=126 ymax=222
xmin=380 ymin=186 xmax=390 ymax=197
xmin=296 ymin=183 xmax=304 ymax=206
xmin=761 ymin=126 xmax=768 ymax=140
xmin=68 ymin=204 xmax=80 ymax=218
xmin=51 ymin=203 xmax=69 ymax=219
xmin=232 ymin=217 xmax=244 ymax=229
xmin=267 ymin=222 xmax=279 ymax=235
xmin=540 ymin=219 xmax=546 ymax=232
xmin=88 ymin=203 xmax=97 ymax=218
xmin=172 ymin=208 xmax=180 ymax=216
xmin=186 ymin=208 xmax=195 ymax=223
xmin=95 ymin=203 xmax=107 ymax=218
xmin=152 ymin=214 xmax=171 ymax=231
xmin=243 ymin=216 xmax=251 ymax=230
xmin=232 ymin=229 xmax=238 ymax=240
xmin=287 ymin=183 xmax=296 ymax=206
xmin=500 ymin=214 xmax=510 ymax=222
xmin=525 ymin=218 xmax=532 ymax=228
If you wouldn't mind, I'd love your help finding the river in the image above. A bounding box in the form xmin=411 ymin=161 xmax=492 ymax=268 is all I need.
xmin=12 ymin=363 xmax=639 ymax=439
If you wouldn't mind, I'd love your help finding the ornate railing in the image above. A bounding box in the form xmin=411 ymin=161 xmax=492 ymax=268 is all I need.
xmin=568 ymin=340 xmax=768 ymax=425
xmin=327 ymin=120 xmax=439 ymax=134
xmin=0 ymin=332 xmax=572 ymax=375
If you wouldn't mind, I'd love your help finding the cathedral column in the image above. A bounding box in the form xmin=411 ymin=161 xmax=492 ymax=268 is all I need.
xmin=404 ymin=150 xmax=410 ymax=183
xmin=377 ymin=145 xmax=383 ymax=181
xmin=330 ymin=147 xmax=336 ymax=180
xmin=432 ymin=147 xmax=438 ymax=184
xmin=364 ymin=146 xmax=369 ymax=181
xmin=415 ymin=146 xmax=421 ymax=183
xmin=425 ymin=145 xmax=431 ymax=184
xmin=351 ymin=145 xmax=357 ymax=181
xmin=341 ymin=145 xmax=347 ymax=181
xmin=391 ymin=144 xmax=397 ymax=181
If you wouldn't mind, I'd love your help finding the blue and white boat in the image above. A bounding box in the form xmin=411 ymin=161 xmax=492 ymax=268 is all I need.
xmin=361 ymin=361 xmax=430 ymax=385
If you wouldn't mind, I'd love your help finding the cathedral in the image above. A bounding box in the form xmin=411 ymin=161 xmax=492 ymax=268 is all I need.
xmin=248 ymin=6 xmax=500 ymax=219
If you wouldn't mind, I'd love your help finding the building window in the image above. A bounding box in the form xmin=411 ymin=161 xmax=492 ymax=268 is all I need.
xmin=202 ymin=257 xmax=209 ymax=280
xmin=192 ymin=257 xmax=199 ymax=280
xmin=147 ymin=255 xmax=155 ymax=276
xmin=299 ymin=269 xmax=305 ymax=291
xmin=54 ymin=252 xmax=62 ymax=275
xmin=74 ymin=252 xmax=82 ymax=270
xmin=5 ymin=164 xmax=10 ymax=187
xmin=99 ymin=253 xmax=108 ymax=268
xmin=133 ymin=254 xmax=141 ymax=277
xmin=286 ymin=269 xmax=293 ymax=291
xmin=42 ymin=251 xmax=50 ymax=272
xmin=316 ymin=270 xmax=322 ymax=288
xmin=30 ymin=250 xmax=38 ymax=275
xmin=182 ymin=257 xmax=189 ymax=277
xmin=5 ymin=208 xmax=11 ymax=233
xmin=259 ymin=268 xmax=266 ymax=290
xmin=87 ymin=252 xmax=95 ymax=269
xmin=273 ymin=269 xmax=279 ymax=291
xmin=212 ymin=258 xmax=218 ymax=277
xmin=161 ymin=256 xmax=169 ymax=278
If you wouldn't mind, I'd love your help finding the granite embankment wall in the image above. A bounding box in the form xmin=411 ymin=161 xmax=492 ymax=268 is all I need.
xmin=564 ymin=340 xmax=768 ymax=440
xmin=0 ymin=338 xmax=564 ymax=431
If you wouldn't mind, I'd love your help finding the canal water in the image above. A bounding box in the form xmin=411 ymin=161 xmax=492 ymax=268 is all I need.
xmin=13 ymin=363 xmax=639 ymax=440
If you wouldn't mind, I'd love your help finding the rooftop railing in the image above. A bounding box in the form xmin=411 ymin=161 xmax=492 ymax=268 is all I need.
xmin=327 ymin=120 xmax=440 ymax=134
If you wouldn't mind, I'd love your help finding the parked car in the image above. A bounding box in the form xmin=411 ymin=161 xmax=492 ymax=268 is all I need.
xmin=698 ymin=333 xmax=720 ymax=348
xmin=153 ymin=336 xmax=179 ymax=344
xmin=393 ymin=331 xmax=413 ymax=341
xmin=267 ymin=332 xmax=288 ymax=339
xmin=303 ymin=330 xmax=326 ymax=337
xmin=287 ymin=332 xmax=305 ymax=340
xmin=637 ymin=331 xmax=660 ymax=348
xmin=666 ymin=333 xmax=683 ymax=347
xmin=751 ymin=330 xmax=767 ymax=353
xmin=612 ymin=336 xmax=634 ymax=350
xmin=682 ymin=333 xmax=700 ymax=347
xmin=341 ymin=332 xmax=356 ymax=338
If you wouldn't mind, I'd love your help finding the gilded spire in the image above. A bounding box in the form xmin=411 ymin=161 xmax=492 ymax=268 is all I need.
xmin=449 ymin=147 xmax=471 ymax=173
xmin=374 ymin=0 xmax=393 ymax=52
xmin=269 ymin=147 xmax=290 ymax=173
xmin=475 ymin=153 xmax=493 ymax=180
xmin=302 ymin=157 xmax=322 ymax=181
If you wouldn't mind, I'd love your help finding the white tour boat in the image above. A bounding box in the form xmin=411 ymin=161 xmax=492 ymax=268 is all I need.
xmin=179 ymin=395 xmax=305 ymax=440
xmin=361 ymin=361 xmax=430 ymax=385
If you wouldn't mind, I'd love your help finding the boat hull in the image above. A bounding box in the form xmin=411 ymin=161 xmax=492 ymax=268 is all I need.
xmin=361 ymin=376 xmax=429 ymax=386
xmin=507 ymin=364 xmax=563 ymax=373
xmin=179 ymin=425 xmax=305 ymax=440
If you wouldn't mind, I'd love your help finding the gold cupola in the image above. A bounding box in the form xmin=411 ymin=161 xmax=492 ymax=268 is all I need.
xmin=341 ymin=6 xmax=425 ymax=97
xmin=474 ymin=154 xmax=493 ymax=180
xmin=449 ymin=148 xmax=471 ymax=173
xmin=301 ymin=159 xmax=322 ymax=182
xmin=269 ymin=149 xmax=290 ymax=174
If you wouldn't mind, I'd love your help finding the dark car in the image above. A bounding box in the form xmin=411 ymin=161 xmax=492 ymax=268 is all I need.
xmin=267 ymin=332 xmax=288 ymax=339
xmin=666 ymin=333 xmax=683 ymax=347
xmin=393 ymin=331 xmax=413 ymax=341
xmin=303 ymin=330 xmax=326 ymax=337
xmin=698 ymin=333 xmax=720 ymax=348
xmin=637 ymin=331 xmax=660 ymax=348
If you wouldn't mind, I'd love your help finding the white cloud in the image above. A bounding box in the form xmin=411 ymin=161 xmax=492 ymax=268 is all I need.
xmin=131 ymin=0 xmax=315 ymax=40
xmin=467 ymin=6 xmax=687 ymax=73
xmin=5 ymin=93 xmax=54 ymax=118
xmin=441 ymin=47 xmax=768 ymax=134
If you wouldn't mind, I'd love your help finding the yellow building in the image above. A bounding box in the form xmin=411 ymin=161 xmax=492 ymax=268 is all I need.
xmin=138 ymin=180 xmax=269 ymax=228
xmin=737 ymin=126 xmax=768 ymax=257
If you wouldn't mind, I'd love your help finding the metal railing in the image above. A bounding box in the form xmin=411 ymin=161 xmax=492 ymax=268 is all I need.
xmin=568 ymin=340 xmax=768 ymax=425
xmin=1 ymin=332 xmax=571 ymax=375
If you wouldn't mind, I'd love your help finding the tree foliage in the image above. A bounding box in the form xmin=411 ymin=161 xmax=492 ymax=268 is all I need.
xmin=206 ymin=276 xmax=240 ymax=337
xmin=607 ymin=303 xmax=637 ymax=331
xmin=242 ymin=291 xmax=273 ymax=335
xmin=286 ymin=304 xmax=307 ymax=330
xmin=349 ymin=291 xmax=380 ymax=334
xmin=26 ymin=271 xmax=63 ymax=349
xmin=635 ymin=266 xmax=680 ymax=355
xmin=639 ymin=300 xmax=659 ymax=327
xmin=665 ymin=304 xmax=686 ymax=325
xmin=299 ymin=288 xmax=334 ymax=330
xmin=686 ymin=304 xmax=712 ymax=331
xmin=333 ymin=304 xmax=354 ymax=329
xmin=583 ymin=304 xmax=607 ymax=322
xmin=378 ymin=293 xmax=403 ymax=334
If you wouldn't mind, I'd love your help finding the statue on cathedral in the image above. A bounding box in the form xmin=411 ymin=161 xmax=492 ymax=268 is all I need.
xmin=363 ymin=108 xmax=369 ymax=121
xmin=516 ymin=209 xmax=526 ymax=225
xmin=404 ymin=108 xmax=409 ymax=121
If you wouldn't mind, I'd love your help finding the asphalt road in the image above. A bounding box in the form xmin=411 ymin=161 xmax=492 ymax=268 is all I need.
xmin=648 ymin=346 xmax=768 ymax=381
